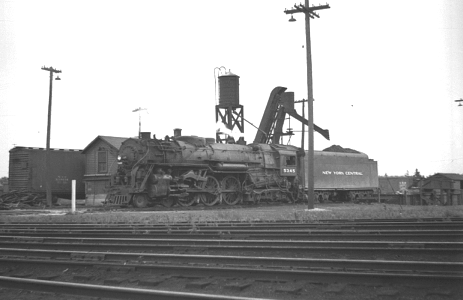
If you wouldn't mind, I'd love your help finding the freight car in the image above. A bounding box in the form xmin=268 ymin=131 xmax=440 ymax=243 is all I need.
xmin=106 ymin=130 xmax=378 ymax=207
xmin=8 ymin=147 xmax=86 ymax=200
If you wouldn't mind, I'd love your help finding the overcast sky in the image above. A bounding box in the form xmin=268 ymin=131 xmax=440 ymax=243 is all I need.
xmin=1 ymin=0 xmax=462 ymax=178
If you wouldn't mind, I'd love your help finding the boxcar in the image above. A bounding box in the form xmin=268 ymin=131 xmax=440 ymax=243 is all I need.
xmin=8 ymin=147 xmax=85 ymax=199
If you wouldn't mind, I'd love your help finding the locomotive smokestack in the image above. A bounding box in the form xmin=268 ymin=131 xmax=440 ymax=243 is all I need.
xmin=174 ymin=128 xmax=182 ymax=137
xmin=140 ymin=132 xmax=151 ymax=139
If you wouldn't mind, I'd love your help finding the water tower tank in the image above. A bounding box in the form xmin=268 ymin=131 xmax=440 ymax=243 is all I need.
xmin=218 ymin=72 xmax=240 ymax=106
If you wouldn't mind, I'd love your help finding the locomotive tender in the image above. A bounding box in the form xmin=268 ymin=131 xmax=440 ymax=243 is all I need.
xmin=312 ymin=150 xmax=378 ymax=202
xmin=106 ymin=129 xmax=378 ymax=207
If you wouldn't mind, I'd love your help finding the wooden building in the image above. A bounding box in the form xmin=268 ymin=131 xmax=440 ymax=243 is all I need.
xmin=379 ymin=176 xmax=415 ymax=194
xmin=419 ymin=173 xmax=463 ymax=205
xmin=82 ymin=136 xmax=128 ymax=205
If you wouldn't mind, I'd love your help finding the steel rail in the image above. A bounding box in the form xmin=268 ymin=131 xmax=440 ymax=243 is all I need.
xmin=0 ymin=257 xmax=461 ymax=287
xmin=2 ymin=220 xmax=463 ymax=226
xmin=300 ymin=217 xmax=463 ymax=223
xmin=1 ymin=247 xmax=461 ymax=273
xmin=1 ymin=238 xmax=462 ymax=257
xmin=0 ymin=276 xmax=269 ymax=300
xmin=1 ymin=217 xmax=463 ymax=225
xmin=0 ymin=231 xmax=461 ymax=241
xmin=1 ymin=242 xmax=461 ymax=258
xmin=2 ymin=227 xmax=463 ymax=234
xmin=0 ymin=233 xmax=460 ymax=242
xmin=2 ymin=222 xmax=463 ymax=231
xmin=1 ymin=235 xmax=461 ymax=248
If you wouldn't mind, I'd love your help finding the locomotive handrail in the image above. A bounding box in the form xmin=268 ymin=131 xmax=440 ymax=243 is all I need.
xmin=130 ymin=165 xmax=140 ymax=189
xmin=138 ymin=165 xmax=155 ymax=192
xmin=132 ymin=145 xmax=151 ymax=171
xmin=153 ymin=144 xmax=182 ymax=152
xmin=154 ymin=139 xmax=167 ymax=163
xmin=142 ymin=162 xmax=210 ymax=168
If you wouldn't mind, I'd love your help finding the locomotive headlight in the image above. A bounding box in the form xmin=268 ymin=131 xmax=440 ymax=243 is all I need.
xmin=117 ymin=155 xmax=122 ymax=161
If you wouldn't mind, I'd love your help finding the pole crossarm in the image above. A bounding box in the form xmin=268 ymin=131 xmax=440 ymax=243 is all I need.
xmin=284 ymin=3 xmax=330 ymax=19
xmin=41 ymin=66 xmax=62 ymax=74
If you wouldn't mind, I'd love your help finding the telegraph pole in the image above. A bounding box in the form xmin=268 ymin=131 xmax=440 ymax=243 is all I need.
xmin=284 ymin=1 xmax=330 ymax=209
xmin=295 ymin=99 xmax=307 ymax=196
xmin=41 ymin=66 xmax=62 ymax=207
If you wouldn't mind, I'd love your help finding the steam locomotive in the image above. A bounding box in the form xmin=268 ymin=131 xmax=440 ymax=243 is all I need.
xmin=106 ymin=129 xmax=378 ymax=208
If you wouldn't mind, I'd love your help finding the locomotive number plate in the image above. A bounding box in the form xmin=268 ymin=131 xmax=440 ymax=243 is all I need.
xmin=281 ymin=167 xmax=296 ymax=176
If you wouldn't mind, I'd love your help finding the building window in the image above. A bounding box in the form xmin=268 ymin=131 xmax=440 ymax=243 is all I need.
xmin=97 ymin=151 xmax=108 ymax=173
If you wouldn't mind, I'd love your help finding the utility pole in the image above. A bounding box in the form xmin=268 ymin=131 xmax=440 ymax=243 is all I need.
xmin=284 ymin=1 xmax=330 ymax=209
xmin=295 ymin=99 xmax=307 ymax=197
xmin=41 ymin=66 xmax=62 ymax=207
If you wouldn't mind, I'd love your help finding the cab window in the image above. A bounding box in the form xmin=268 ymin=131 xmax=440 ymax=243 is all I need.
xmin=286 ymin=156 xmax=296 ymax=166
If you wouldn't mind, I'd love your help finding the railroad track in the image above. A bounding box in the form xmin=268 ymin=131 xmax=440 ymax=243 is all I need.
xmin=2 ymin=219 xmax=463 ymax=230
xmin=1 ymin=219 xmax=463 ymax=241
xmin=0 ymin=235 xmax=462 ymax=262
xmin=0 ymin=229 xmax=461 ymax=241
xmin=0 ymin=218 xmax=462 ymax=300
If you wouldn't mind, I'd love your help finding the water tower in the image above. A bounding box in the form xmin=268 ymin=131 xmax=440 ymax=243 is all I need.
xmin=215 ymin=71 xmax=244 ymax=133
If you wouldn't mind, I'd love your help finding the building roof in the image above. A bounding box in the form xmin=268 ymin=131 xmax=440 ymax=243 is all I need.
xmin=10 ymin=146 xmax=82 ymax=153
xmin=428 ymin=173 xmax=463 ymax=181
xmin=82 ymin=136 xmax=128 ymax=154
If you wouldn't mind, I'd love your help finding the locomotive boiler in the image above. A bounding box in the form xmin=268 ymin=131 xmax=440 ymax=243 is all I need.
xmin=107 ymin=129 xmax=301 ymax=207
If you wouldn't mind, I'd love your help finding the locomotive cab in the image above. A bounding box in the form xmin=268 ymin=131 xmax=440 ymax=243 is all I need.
xmin=275 ymin=148 xmax=298 ymax=177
